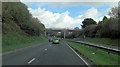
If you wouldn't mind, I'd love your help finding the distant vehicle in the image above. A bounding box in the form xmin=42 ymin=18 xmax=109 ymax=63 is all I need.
xmin=52 ymin=38 xmax=59 ymax=44
xmin=57 ymin=38 xmax=61 ymax=41
xmin=49 ymin=38 xmax=53 ymax=42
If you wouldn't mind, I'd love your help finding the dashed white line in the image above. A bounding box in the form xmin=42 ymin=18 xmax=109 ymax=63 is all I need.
xmin=28 ymin=58 xmax=36 ymax=64
xmin=66 ymin=43 xmax=89 ymax=66
xmin=45 ymin=48 xmax=47 ymax=51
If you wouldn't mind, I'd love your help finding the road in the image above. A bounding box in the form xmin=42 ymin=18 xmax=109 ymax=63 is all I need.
xmin=2 ymin=41 xmax=88 ymax=66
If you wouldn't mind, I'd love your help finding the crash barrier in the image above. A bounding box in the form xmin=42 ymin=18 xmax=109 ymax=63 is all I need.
xmin=70 ymin=40 xmax=120 ymax=55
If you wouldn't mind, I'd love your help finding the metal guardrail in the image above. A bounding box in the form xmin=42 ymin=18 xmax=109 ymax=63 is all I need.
xmin=70 ymin=40 xmax=120 ymax=55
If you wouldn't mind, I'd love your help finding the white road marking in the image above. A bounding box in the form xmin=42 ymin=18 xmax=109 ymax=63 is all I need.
xmin=92 ymin=52 xmax=95 ymax=54
xmin=66 ymin=43 xmax=89 ymax=66
xmin=45 ymin=48 xmax=47 ymax=51
xmin=28 ymin=58 xmax=36 ymax=64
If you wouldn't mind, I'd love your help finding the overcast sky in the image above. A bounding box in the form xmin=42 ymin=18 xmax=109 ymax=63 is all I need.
xmin=21 ymin=1 xmax=118 ymax=29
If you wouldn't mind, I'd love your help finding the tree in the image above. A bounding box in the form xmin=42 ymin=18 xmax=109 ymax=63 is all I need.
xmin=74 ymin=27 xmax=79 ymax=30
xmin=103 ymin=16 xmax=107 ymax=21
xmin=2 ymin=2 xmax=45 ymax=36
xmin=72 ymin=27 xmax=80 ymax=38
xmin=118 ymin=1 xmax=120 ymax=18
xmin=98 ymin=16 xmax=108 ymax=24
xmin=81 ymin=18 xmax=97 ymax=28
xmin=108 ymin=6 xmax=119 ymax=18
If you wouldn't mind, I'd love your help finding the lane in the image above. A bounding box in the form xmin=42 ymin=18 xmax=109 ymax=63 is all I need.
xmin=2 ymin=41 xmax=87 ymax=66
xmin=3 ymin=42 xmax=50 ymax=65
xmin=30 ymin=41 xmax=86 ymax=65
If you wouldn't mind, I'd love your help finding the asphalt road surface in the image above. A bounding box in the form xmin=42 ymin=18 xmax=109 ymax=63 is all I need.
xmin=2 ymin=41 xmax=88 ymax=66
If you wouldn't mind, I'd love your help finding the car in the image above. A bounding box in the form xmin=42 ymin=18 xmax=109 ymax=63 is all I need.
xmin=49 ymin=38 xmax=53 ymax=42
xmin=52 ymin=38 xmax=59 ymax=44
xmin=57 ymin=38 xmax=61 ymax=41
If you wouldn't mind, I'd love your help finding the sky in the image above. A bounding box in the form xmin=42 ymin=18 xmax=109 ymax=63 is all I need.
xmin=21 ymin=1 xmax=118 ymax=29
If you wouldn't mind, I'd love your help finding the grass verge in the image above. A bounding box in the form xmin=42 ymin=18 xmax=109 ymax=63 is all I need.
xmin=77 ymin=37 xmax=119 ymax=46
xmin=2 ymin=33 xmax=48 ymax=53
xmin=65 ymin=40 xmax=120 ymax=65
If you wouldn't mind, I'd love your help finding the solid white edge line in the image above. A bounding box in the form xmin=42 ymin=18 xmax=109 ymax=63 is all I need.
xmin=66 ymin=43 xmax=89 ymax=66
xmin=28 ymin=58 xmax=36 ymax=64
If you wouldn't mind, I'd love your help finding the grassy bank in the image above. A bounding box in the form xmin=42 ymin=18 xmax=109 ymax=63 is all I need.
xmin=77 ymin=37 xmax=119 ymax=46
xmin=65 ymin=40 xmax=120 ymax=65
xmin=2 ymin=34 xmax=48 ymax=53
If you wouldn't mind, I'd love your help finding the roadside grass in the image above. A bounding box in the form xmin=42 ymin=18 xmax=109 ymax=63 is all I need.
xmin=65 ymin=40 xmax=120 ymax=65
xmin=2 ymin=34 xmax=48 ymax=53
xmin=77 ymin=37 xmax=119 ymax=46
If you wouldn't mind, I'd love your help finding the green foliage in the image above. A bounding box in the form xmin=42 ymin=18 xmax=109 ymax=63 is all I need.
xmin=80 ymin=17 xmax=119 ymax=39
xmin=81 ymin=18 xmax=97 ymax=28
xmin=77 ymin=37 xmax=119 ymax=46
xmin=103 ymin=16 xmax=107 ymax=21
xmin=81 ymin=25 xmax=97 ymax=38
xmin=74 ymin=27 xmax=80 ymax=30
xmin=2 ymin=2 xmax=45 ymax=36
xmin=98 ymin=16 xmax=108 ymax=24
xmin=2 ymin=33 xmax=47 ymax=53
xmin=97 ymin=18 xmax=119 ymax=38
xmin=2 ymin=2 xmax=47 ymax=52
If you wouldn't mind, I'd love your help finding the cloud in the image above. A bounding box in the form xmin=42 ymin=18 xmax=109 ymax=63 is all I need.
xmin=28 ymin=7 xmax=83 ymax=29
xmin=81 ymin=7 xmax=100 ymax=22
xmin=23 ymin=2 xmax=118 ymax=9
xmin=28 ymin=7 xmax=108 ymax=29
xmin=21 ymin=0 xmax=119 ymax=2
xmin=21 ymin=1 xmax=118 ymax=10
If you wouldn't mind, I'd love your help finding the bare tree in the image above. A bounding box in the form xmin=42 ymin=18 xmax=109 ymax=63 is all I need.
xmin=109 ymin=1 xmax=120 ymax=18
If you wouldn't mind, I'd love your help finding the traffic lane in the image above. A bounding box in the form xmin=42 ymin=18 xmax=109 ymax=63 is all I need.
xmin=2 ymin=42 xmax=51 ymax=65
xmin=3 ymin=41 xmax=88 ymax=66
xmin=30 ymin=41 xmax=87 ymax=65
